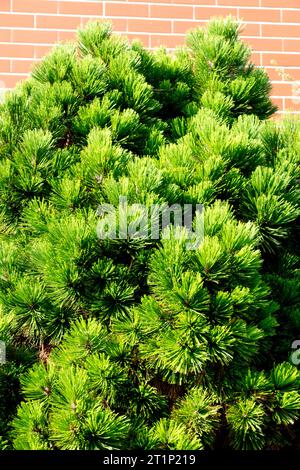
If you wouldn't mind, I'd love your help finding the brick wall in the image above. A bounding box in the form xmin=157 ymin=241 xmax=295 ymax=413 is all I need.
xmin=1 ymin=0 xmax=300 ymax=114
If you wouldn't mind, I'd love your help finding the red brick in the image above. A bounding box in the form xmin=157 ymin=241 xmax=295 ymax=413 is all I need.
xmin=283 ymin=10 xmax=300 ymax=24
xmin=150 ymin=5 xmax=193 ymax=19
xmin=13 ymin=0 xmax=58 ymax=13
xmin=262 ymin=24 xmax=300 ymax=39
xmin=0 ymin=73 xmax=27 ymax=88
xmin=240 ymin=23 xmax=260 ymax=37
xmin=271 ymin=96 xmax=284 ymax=110
xmin=57 ymin=31 xmax=77 ymax=42
xmin=79 ymin=15 xmax=101 ymax=27
xmin=34 ymin=45 xmax=53 ymax=59
xmin=0 ymin=0 xmax=10 ymax=12
xmin=272 ymin=82 xmax=294 ymax=96
xmin=283 ymin=39 xmax=300 ymax=53
xmin=12 ymin=29 xmax=58 ymax=44
xmin=131 ymin=0 xmax=214 ymax=3
xmin=11 ymin=59 xmax=38 ymax=73
xmin=59 ymin=1 xmax=101 ymax=16
xmin=98 ymin=18 xmax=127 ymax=32
xmin=150 ymin=34 xmax=185 ymax=49
xmin=173 ymin=20 xmax=204 ymax=34
xmin=0 ymin=59 xmax=10 ymax=72
xmin=195 ymin=7 xmax=237 ymax=20
xmin=126 ymin=33 xmax=150 ymax=48
xmin=250 ymin=52 xmax=262 ymax=66
xmin=282 ymin=69 xmax=300 ymax=81
xmin=36 ymin=15 xmax=80 ymax=30
xmin=261 ymin=0 xmax=300 ymax=7
xmin=128 ymin=19 xmax=172 ymax=33
xmin=0 ymin=29 xmax=11 ymax=42
xmin=265 ymin=67 xmax=299 ymax=81
xmin=244 ymin=37 xmax=282 ymax=52
xmin=0 ymin=14 xmax=34 ymax=27
xmin=262 ymin=53 xmax=300 ymax=67
xmin=285 ymin=97 xmax=300 ymax=111
xmin=0 ymin=44 xmax=34 ymax=58
xmin=239 ymin=8 xmax=280 ymax=22
xmin=106 ymin=2 xmax=148 ymax=18
xmin=219 ymin=0 xmax=259 ymax=5
xmin=264 ymin=67 xmax=282 ymax=81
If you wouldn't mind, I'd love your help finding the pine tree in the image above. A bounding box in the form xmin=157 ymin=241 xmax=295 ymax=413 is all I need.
xmin=0 ymin=17 xmax=299 ymax=450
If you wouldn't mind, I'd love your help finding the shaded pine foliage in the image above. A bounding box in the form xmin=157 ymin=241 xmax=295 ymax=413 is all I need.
xmin=0 ymin=18 xmax=299 ymax=450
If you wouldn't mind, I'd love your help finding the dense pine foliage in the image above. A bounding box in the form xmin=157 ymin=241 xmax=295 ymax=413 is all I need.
xmin=0 ymin=17 xmax=299 ymax=450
